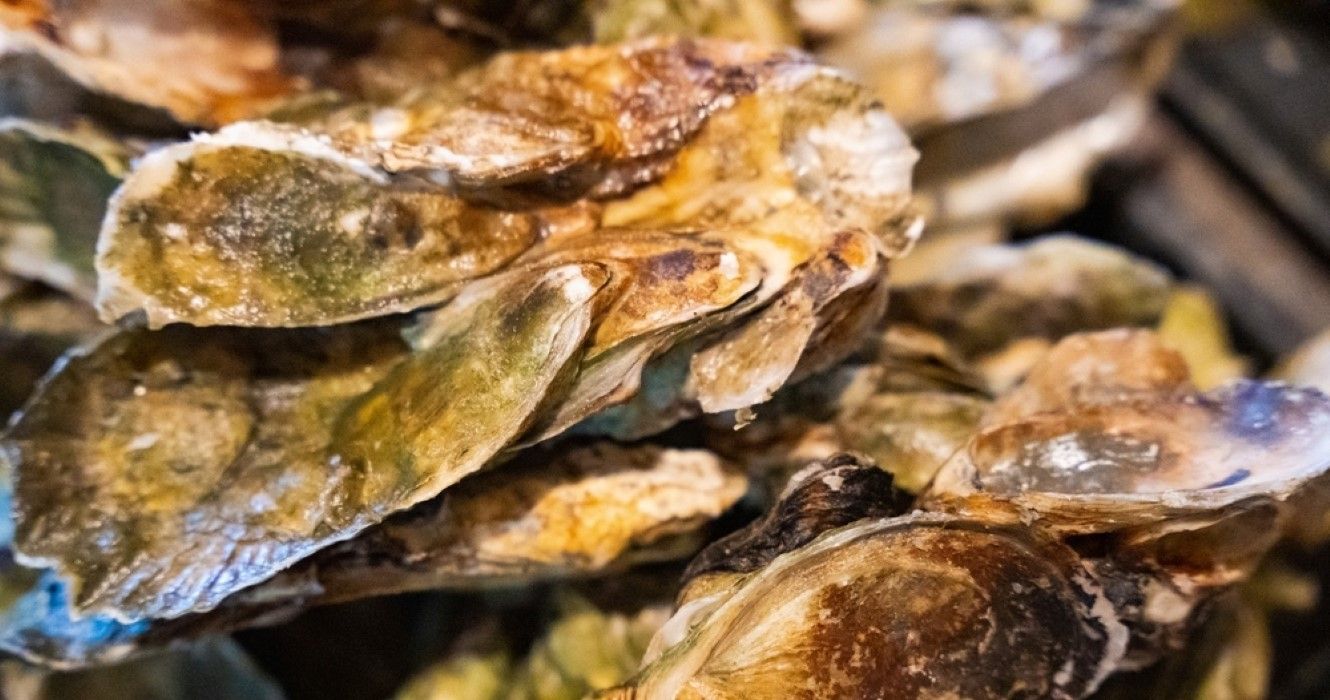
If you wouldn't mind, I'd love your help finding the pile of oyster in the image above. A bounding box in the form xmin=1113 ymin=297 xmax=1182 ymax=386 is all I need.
xmin=0 ymin=1 xmax=1325 ymax=698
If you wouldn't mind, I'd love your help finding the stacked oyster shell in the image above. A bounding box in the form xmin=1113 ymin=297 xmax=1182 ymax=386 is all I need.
xmin=0 ymin=1 xmax=1326 ymax=699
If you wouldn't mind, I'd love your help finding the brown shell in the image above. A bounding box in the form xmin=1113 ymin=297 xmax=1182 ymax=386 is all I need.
xmin=614 ymin=513 xmax=1124 ymax=699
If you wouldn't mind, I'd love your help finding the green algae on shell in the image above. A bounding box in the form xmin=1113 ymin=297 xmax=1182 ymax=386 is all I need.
xmin=928 ymin=332 xmax=1330 ymax=533
xmin=7 ymin=264 xmax=602 ymax=622
xmin=0 ymin=279 xmax=104 ymax=418
xmin=96 ymin=39 xmax=916 ymax=331
xmin=96 ymin=125 xmax=542 ymax=328
xmin=0 ymin=120 xmax=129 ymax=300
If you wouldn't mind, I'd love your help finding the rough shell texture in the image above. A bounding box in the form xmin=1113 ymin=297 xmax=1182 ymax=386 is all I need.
xmin=237 ymin=443 xmax=748 ymax=606
xmin=0 ymin=280 xmax=104 ymax=418
xmin=0 ymin=0 xmax=295 ymax=126
xmin=96 ymin=128 xmax=543 ymax=328
xmin=706 ymin=326 xmax=990 ymax=494
xmin=7 ymin=265 xmax=599 ymax=622
xmin=612 ymin=514 xmax=1125 ymax=699
xmin=680 ymin=454 xmax=911 ymax=598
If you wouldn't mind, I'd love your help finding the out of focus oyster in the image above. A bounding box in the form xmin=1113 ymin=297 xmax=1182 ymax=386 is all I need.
xmin=610 ymin=459 xmax=1125 ymax=699
xmin=0 ymin=0 xmax=296 ymax=126
xmin=818 ymin=0 xmax=1177 ymax=228
xmin=0 ymin=120 xmax=129 ymax=298
xmin=1273 ymin=328 xmax=1330 ymax=546
xmin=1276 ymin=327 xmax=1330 ymax=395
xmin=591 ymin=0 xmax=797 ymax=45
xmin=1156 ymin=286 xmax=1249 ymax=390
xmin=1092 ymin=593 xmax=1271 ymax=700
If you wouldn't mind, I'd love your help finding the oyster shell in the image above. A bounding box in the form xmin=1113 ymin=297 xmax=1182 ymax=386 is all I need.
xmin=1276 ymin=328 xmax=1330 ymax=395
xmin=233 ymin=443 xmax=747 ymax=607
xmin=818 ymin=0 xmax=1176 ymax=228
xmin=613 ymin=469 xmax=1125 ymax=698
xmin=1273 ymin=328 xmax=1330 ymax=546
xmin=887 ymin=235 xmax=1173 ymax=358
xmin=707 ymin=325 xmax=990 ymax=494
xmin=95 ymin=124 xmax=544 ymax=328
xmin=96 ymin=39 xmax=916 ymax=329
xmin=7 ymin=265 xmax=598 ymax=622
xmin=0 ymin=0 xmax=295 ymax=126
xmin=0 ymin=120 xmax=128 ymax=299
xmin=929 ymin=331 xmax=1330 ymax=532
xmin=620 ymin=323 xmax=1330 ymax=697
xmin=6 ymin=41 xmax=918 ymax=633
xmin=0 ymin=440 xmax=744 ymax=666
xmin=0 ymin=637 xmax=284 ymax=700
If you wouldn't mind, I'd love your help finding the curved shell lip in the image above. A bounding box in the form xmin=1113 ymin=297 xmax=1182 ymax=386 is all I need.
xmin=630 ymin=509 xmax=1128 ymax=698
xmin=928 ymin=381 xmax=1330 ymax=531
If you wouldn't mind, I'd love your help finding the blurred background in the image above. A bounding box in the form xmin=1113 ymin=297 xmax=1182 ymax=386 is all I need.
xmin=1017 ymin=1 xmax=1330 ymax=695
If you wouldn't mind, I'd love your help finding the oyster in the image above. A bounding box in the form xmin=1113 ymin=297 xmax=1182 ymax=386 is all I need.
xmin=611 ymin=459 xmax=1126 ymax=699
xmin=1276 ymin=328 xmax=1330 ymax=395
xmin=591 ymin=0 xmax=798 ymax=45
xmin=6 ymin=267 xmax=595 ymax=622
xmin=397 ymin=592 xmax=670 ymax=700
xmin=820 ymin=0 xmax=1176 ymax=228
xmin=0 ymin=440 xmax=744 ymax=666
xmin=3 ymin=39 xmax=917 ymax=629
xmin=887 ymin=235 xmax=1173 ymax=358
xmin=0 ymin=0 xmax=295 ymax=126
xmin=0 ymin=120 xmax=128 ymax=298
xmin=231 ymin=443 xmax=746 ymax=607
xmin=1091 ymin=592 xmax=1272 ymax=700
xmin=616 ymin=327 xmax=1330 ymax=697
xmin=96 ymin=39 xmax=915 ymax=328
xmin=581 ymin=0 xmax=1177 ymax=229
xmin=707 ymin=325 xmax=990 ymax=494
xmin=1273 ymin=328 xmax=1330 ymax=546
